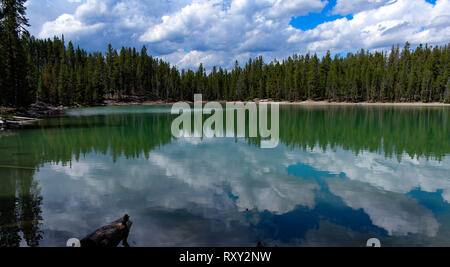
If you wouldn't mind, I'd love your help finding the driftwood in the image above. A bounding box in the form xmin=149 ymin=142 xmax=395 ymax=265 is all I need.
xmin=1 ymin=117 xmax=40 ymax=129
xmin=12 ymin=116 xmax=37 ymax=121
xmin=81 ymin=214 xmax=132 ymax=247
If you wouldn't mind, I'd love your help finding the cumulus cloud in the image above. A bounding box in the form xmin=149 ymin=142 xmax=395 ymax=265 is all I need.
xmin=30 ymin=0 xmax=450 ymax=69
xmin=289 ymin=0 xmax=450 ymax=52
xmin=145 ymin=139 xmax=320 ymax=214
xmin=139 ymin=0 xmax=450 ymax=68
xmin=138 ymin=0 xmax=327 ymax=67
xmin=217 ymin=0 xmax=445 ymax=68
xmin=332 ymin=0 xmax=395 ymax=15
xmin=35 ymin=0 xmax=178 ymax=49
xmin=39 ymin=13 xmax=104 ymax=40
xmin=286 ymin=146 xmax=450 ymax=203
xmin=328 ymin=179 xmax=440 ymax=237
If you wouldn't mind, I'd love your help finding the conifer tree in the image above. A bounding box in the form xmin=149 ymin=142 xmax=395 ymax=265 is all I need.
xmin=0 ymin=0 xmax=31 ymax=107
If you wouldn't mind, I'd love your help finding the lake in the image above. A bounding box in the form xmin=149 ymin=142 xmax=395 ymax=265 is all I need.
xmin=0 ymin=104 xmax=449 ymax=247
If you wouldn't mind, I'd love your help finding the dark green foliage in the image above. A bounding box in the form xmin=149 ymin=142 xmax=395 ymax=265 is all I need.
xmin=31 ymin=41 xmax=450 ymax=105
xmin=0 ymin=0 xmax=449 ymax=106
xmin=0 ymin=0 xmax=32 ymax=107
xmin=5 ymin=36 xmax=450 ymax=107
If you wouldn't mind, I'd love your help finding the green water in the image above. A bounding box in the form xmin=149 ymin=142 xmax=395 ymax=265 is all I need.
xmin=0 ymin=105 xmax=449 ymax=247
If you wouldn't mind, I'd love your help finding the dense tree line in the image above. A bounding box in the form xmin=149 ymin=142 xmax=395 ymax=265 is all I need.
xmin=1 ymin=0 xmax=449 ymax=108
xmin=0 ymin=0 xmax=34 ymax=107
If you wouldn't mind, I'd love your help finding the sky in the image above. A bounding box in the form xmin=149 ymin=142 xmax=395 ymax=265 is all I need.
xmin=24 ymin=0 xmax=450 ymax=70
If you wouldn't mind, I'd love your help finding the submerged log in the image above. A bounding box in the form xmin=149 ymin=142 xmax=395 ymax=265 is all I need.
xmin=2 ymin=116 xmax=40 ymax=129
xmin=12 ymin=116 xmax=37 ymax=121
xmin=81 ymin=214 xmax=132 ymax=247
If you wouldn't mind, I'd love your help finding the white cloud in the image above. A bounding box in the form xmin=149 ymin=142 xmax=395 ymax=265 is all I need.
xmin=287 ymin=147 xmax=450 ymax=203
xmin=176 ymin=50 xmax=227 ymax=69
xmin=267 ymin=0 xmax=327 ymax=18
xmin=140 ymin=0 xmax=449 ymax=69
xmin=289 ymin=0 xmax=450 ymax=52
xmin=36 ymin=0 xmax=173 ymax=48
xmin=38 ymin=13 xmax=104 ymax=39
xmin=332 ymin=0 xmax=395 ymax=15
xmin=36 ymin=135 xmax=450 ymax=242
xmin=328 ymin=179 xmax=440 ymax=237
xmin=138 ymin=0 xmax=327 ymax=68
xmin=145 ymin=139 xmax=320 ymax=214
xmin=32 ymin=0 xmax=450 ymax=69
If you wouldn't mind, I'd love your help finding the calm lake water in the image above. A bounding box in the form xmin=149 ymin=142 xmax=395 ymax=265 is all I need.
xmin=0 ymin=105 xmax=449 ymax=247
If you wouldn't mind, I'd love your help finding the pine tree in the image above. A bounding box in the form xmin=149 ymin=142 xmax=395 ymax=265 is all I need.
xmin=1 ymin=5 xmax=448 ymax=110
xmin=307 ymin=54 xmax=320 ymax=99
xmin=445 ymin=77 xmax=450 ymax=103
xmin=0 ymin=21 xmax=4 ymax=105
xmin=327 ymin=55 xmax=340 ymax=101
xmin=0 ymin=0 xmax=31 ymax=107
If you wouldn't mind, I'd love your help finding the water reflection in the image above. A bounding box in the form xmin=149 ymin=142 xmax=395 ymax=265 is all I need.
xmin=0 ymin=105 xmax=449 ymax=246
xmin=0 ymin=168 xmax=42 ymax=247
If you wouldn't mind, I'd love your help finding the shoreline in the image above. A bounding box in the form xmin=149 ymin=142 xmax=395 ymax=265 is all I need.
xmin=105 ymin=100 xmax=450 ymax=107
xmin=274 ymin=101 xmax=450 ymax=107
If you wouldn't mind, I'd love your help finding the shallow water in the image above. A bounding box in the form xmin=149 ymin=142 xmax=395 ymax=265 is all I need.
xmin=0 ymin=105 xmax=449 ymax=247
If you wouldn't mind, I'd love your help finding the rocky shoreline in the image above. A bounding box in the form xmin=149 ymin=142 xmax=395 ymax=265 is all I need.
xmin=0 ymin=116 xmax=40 ymax=130
xmin=0 ymin=102 xmax=66 ymax=131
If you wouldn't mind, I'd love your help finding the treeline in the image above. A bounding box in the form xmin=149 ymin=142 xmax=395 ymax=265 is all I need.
xmin=1 ymin=0 xmax=449 ymax=108
xmin=20 ymin=38 xmax=450 ymax=106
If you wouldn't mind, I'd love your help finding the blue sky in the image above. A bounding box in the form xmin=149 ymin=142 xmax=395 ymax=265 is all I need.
xmin=290 ymin=0 xmax=353 ymax=31
xmin=24 ymin=0 xmax=449 ymax=69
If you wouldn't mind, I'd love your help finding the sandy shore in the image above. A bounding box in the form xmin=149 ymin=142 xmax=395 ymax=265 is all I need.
xmin=105 ymin=100 xmax=174 ymax=106
xmin=106 ymin=100 xmax=450 ymax=107
xmin=274 ymin=100 xmax=450 ymax=107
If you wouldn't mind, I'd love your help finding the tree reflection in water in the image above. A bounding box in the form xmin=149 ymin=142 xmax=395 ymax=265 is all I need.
xmin=0 ymin=105 xmax=448 ymax=246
